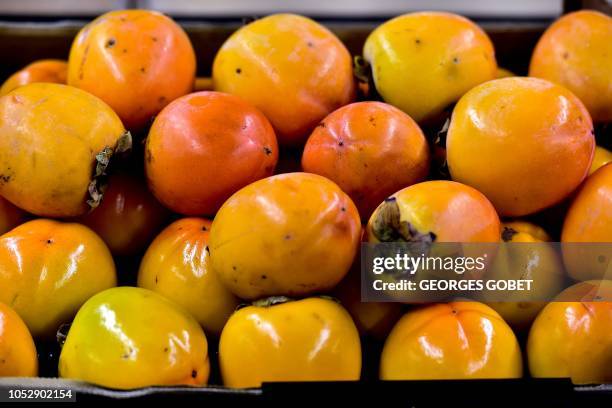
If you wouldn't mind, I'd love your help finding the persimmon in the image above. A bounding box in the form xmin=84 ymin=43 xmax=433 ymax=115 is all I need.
xmin=302 ymin=101 xmax=429 ymax=220
xmin=447 ymin=77 xmax=595 ymax=217
xmin=219 ymin=297 xmax=361 ymax=388
xmin=0 ymin=302 xmax=37 ymax=377
xmin=59 ymin=287 xmax=209 ymax=389
xmin=209 ymin=173 xmax=361 ymax=300
xmin=365 ymin=181 xmax=499 ymax=301
xmin=528 ymin=281 xmax=612 ymax=384
xmin=485 ymin=221 xmax=565 ymax=331
xmin=0 ymin=83 xmax=127 ymax=217
xmin=380 ymin=302 xmax=522 ymax=379
xmin=366 ymin=180 xmax=500 ymax=243
xmin=0 ymin=59 xmax=67 ymax=96
xmin=562 ymin=163 xmax=612 ymax=281
xmin=146 ymin=91 xmax=278 ymax=215
xmin=138 ymin=218 xmax=239 ymax=336
xmin=363 ymin=12 xmax=496 ymax=123
xmin=213 ymin=14 xmax=355 ymax=146
xmin=68 ymin=9 xmax=195 ymax=130
xmin=0 ymin=219 xmax=116 ymax=338
xmin=530 ymin=10 xmax=612 ymax=123
xmin=79 ymin=173 xmax=169 ymax=256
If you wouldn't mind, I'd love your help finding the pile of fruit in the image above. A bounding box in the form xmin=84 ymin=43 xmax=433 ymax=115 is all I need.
xmin=0 ymin=9 xmax=611 ymax=389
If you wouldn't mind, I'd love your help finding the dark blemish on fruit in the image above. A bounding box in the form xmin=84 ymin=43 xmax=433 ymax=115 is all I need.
xmin=261 ymin=275 xmax=267 ymax=280
xmin=502 ymin=227 xmax=518 ymax=242
xmin=140 ymin=67 xmax=146 ymax=73
xmin=232 ymin=265 xmax=237 ymax=271
xmin=78 ymin=44 xmax=90 ymax=80
xmin=105 ymin=38 xmax=116 ymax=48
xmin=341 ymin=207 xmax=346 ymax=212
xmin=307 ymin=41 xmax=314 ymax=48
xmin=46 ymin=239 xmax=53 ymax=244
xmin=122 ymin=48 xmax=128 ymax=53
xmin=451 ymin=308 xmax=458 ymax=315
xmin=205 ymin=246 xmax=210 ymax=254
xmin=201 ymin=225 xmax=207 ymax=231
xmin=263 ymin=146 xmax=272 ymax=155
xmin=191 ymin=370 xmax=198 ymax=378
xmin=563 ymin=52 xmax=569 ymax=60
xmin=0 ymin=174 xmax=11 ymax=184
xmin=415 ymin=38 xmax=421 ymax=45
xmin=152 ymin=36 xmax=158 ymax=42
xmin=364 ymin=163 xmax=368 ymax=168
xmin=338 ymin=140 xmax=344 ymax=147
xmin=158 ymin=96 xmax=167 ymax=104
xmin=452 ymin=57 xmax=459 ymax=64
xmin=235 ymin=68 xmax=242 ymax=74
xmin=155 ymin=275 xmax=158 ymax=284
xmin=163 ymin=347 xmax=168 ymax=352
xmin=284 ymin=234 xmax=292 ymax=240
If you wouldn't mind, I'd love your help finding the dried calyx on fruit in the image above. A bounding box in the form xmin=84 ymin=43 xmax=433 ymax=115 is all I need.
xmin=87 ymin=131 xmax=132 ymax=210
xmin=371 ymin=197 xmax=437 ymax=245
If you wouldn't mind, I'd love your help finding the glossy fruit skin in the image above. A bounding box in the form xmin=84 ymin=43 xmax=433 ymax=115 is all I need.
xmin=0 ymin=59 xmax=67 ymax=96
xmin=589 ymin=146 xmax=612 ymax=175
xmin=302 ymin=101 xmax=430 ymax=220
xmin=0 ymin=196 xmax=26 ymax=235
xmin=528 ymin=282 xmax=612 ymax=384
xmin=0 ymin=302 xmax=37 ymax=377
xmin=0 ymin=83 xmax=126 ymax=217
xmin=0 ymin=219 xmax=116 ymax=338
xmin=68 ymin=10 xmax=196 ymax=130
xmin=485 ymin=221 xmax=565 ymax=331
xmin=562 ymin=163 xmax=612 ymax=281
xmin=145 ymin=91 xmax=278 ymax=215
xmin=219 ymin=297 xmax=361 ymax=388
xmin=213 ymin=14 xmax=355 ymax=146
xmin=138 ymin=218 xmax=239 ymax=336
xmin=364 ymin=12 xmax=496 ymax=123
xmin=447 ymin=77 xmax=595 ymax=217
xmin=529 ymin=11 xmax=612 ymax=123
xmin=380 ymin=302 xmax=522 ymax=380
xmin=59 ymin=287 xmax=209 ymax=389
xmin=79 ymin=174 xmax=168 ymax=255
xmin=209 ymin=173 xmax=361 ymax=300
xmin=366 ymin=180 xmax=500 ymax=243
